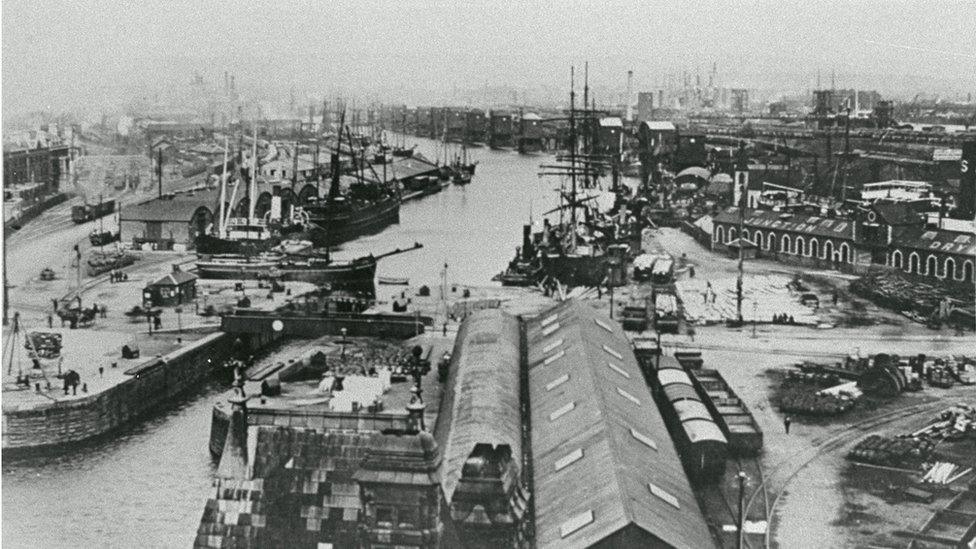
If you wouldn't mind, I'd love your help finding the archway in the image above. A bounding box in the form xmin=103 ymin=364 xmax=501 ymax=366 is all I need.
xmin=824 ymin=240 xmax=835 ymax=262
xmin=254 ymin=192 xmax=273 ymax=219
xmin=715 ymin=226 xmax=725 ymax=243
xmin=840 ymin=243 xmax=851 ymax=264
xmin=754 ymin=232 xmax=763 ymax=250
xmin=964 ymin=261 xmax=974 ymax=282
xmin=908 ymin=252 xmax=920 ymax=273
xmin=810 ymin=238 xmax=819 ymax=259
xmin=781 ymin=235 xmax=791 ymax=253
xmin=795 ymin=236 xmax=805 ymax=256
xmin=891 ymin=250 xmax=903 ymax=270
xmin=926 ymin=255 xmax=937 ymax=277
xmin=766 ymin=232 xmax=775 ymax=251
xmin=728 ymin=228 xmax=737 ymax=243
xmin=944 ymin=258 xmax=956 ymax=280
xmin=233 ymin=197 xmax=250 ymax=218
xmin=298 ymin=184 xmax=318 ymax=204
xmin=189 ymin=206 xmax=214 ymax=239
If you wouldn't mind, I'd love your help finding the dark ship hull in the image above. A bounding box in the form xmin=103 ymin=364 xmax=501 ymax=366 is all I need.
xmin=540 ymin=252 xmax=611 ymax=288
xmin=306 ymin=197 xmax=400 ymax=247
xmin=195 ymin=234 xmax=277 ymax=255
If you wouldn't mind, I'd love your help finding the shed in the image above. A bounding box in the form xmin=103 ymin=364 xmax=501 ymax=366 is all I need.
xmin=143 ymin=264 xmax=198 ymax=307
xmin=725 ymin=237 xmax=758 ymax=259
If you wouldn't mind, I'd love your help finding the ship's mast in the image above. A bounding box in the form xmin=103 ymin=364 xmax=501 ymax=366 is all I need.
xmin=248 ymin=123 xmax=258 ymax=223
xmin=582 ymin=62 xmax=590 ymax=189
xmin=569 ymin=66 xmax=578 ymax=253
xmin=218 ymin=135 xmax=228 ymax=237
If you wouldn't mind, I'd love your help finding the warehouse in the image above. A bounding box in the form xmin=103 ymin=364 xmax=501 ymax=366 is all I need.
xmin=433 ymin=309 xmax=529 ymax=548
xmin=525 ymin=300 xmax=714 ymax=549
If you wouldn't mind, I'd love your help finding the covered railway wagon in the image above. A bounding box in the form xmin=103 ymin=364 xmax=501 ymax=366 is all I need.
xmin=71 ymin=199 xmax=116 ymax=223
xmin=652 ymin=359 xmax=728 ymax=483
xmin=687 ymin=368 xmax=764 ymax=456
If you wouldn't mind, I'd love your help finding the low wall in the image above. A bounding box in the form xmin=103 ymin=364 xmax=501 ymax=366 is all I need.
xmin=221 ymin=312 xmax=429 ymax=339
xmin=2 ymin=332 xmax=234 ymax=452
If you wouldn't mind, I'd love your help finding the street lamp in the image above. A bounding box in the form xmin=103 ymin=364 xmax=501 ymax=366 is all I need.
xmin=737 ymin=471 xmax=748 ymax=549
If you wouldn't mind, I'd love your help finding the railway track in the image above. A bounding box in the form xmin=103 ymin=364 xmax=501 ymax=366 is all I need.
xmin=715 ymin=456 xmax=770 ymax=549
xmin=738 ymin=400 xmax=947 ymax=549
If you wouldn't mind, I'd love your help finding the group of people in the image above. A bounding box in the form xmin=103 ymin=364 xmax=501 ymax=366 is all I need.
xmin=772 ymin=313 xmax=796 ymax=325
xmin=108 ymin=270 xmax=129 ymax=283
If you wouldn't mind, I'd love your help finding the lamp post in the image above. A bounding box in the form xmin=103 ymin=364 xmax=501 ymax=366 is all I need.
xmin=737 ymin=471 xmax=748 ymax=549
xmin=751 ymin=300 xmax=758 ymax=338
xmin=175 ymin=306 xmax=183 ymax=334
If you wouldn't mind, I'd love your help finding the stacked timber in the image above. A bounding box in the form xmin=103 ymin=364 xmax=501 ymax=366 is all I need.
xmin=921 ymin=462 xmax=972 ymax=485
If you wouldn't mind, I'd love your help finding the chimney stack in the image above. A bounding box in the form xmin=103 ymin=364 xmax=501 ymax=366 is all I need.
xmin=625 ymin=70 xmax=634 ymax=122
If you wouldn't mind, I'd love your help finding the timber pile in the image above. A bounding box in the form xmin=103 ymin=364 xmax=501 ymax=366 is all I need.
xmin=847 ymin=435 xmax=935 ymax=468
xmin=921 ymin=461 xmax=972 ymax=485
xmin=849 ymin=271 xmax=974 ymax=319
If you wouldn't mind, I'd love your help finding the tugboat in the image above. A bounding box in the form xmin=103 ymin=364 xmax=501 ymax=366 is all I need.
xmin=494 ymin=225 xmax=543 ymax=286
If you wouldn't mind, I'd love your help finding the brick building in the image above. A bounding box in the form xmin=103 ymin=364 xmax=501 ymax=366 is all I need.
xmin=711 ymin=203 xmax=975 ymax=284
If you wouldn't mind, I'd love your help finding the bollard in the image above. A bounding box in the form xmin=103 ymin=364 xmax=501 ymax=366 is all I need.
xmin=35 ymin=383 xmax=41 ymax=393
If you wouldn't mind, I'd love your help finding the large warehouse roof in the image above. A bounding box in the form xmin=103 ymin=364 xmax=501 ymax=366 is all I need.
xmin=526 ymin=300 xmax=714 ymax=549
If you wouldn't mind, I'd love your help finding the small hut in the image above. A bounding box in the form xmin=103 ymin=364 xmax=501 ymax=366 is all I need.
xmin=725 ymin=237 xmax=758 ymax=259
xmin=143 ymin=265 xmax=198 ymax=307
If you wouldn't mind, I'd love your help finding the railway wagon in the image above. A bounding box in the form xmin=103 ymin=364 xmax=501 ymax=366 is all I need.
xmin=654 ymin=292 xmax=680 ymax=334
xmin=653 ymin=363 xmax=728 ymax=483
xmin=71 ymin=199 xmax=116 ymax=223
xmin=650 ymin=256 xmax=675 ymax=285
xmin=689 ymin=368 xmax=764 ymax=456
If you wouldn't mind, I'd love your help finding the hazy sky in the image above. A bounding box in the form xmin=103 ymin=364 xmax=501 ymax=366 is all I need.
xmin=3 ymin=0 xmax=975 ymax=116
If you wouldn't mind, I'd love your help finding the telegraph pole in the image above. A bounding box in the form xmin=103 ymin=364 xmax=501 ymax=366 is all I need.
xmin=734 ymin=143 xmax=748 ymax=325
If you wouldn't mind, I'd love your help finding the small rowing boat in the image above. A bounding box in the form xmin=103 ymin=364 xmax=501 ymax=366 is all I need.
xmin=378 ymin=276 xmax=410 ymax=285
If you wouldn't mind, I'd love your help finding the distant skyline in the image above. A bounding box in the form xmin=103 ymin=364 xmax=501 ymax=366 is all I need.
xmin=3 ymin=0 xmax=975 ymax=118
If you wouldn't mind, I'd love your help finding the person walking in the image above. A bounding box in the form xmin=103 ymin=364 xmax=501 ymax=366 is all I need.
xmin=784 ymin=415 xmax=792 ymax=434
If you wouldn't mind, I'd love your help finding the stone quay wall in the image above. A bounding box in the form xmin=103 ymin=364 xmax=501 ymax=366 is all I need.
xmin=2 ymin=332 xmax=234 ymax=452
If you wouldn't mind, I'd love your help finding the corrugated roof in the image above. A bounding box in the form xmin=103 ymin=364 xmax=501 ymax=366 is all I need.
xmin=713 ymin=208 xmax=855 ymax=240
xmin=434 ymin=309 xmax=523 ymax=503
xmin=527 ymin=300 xmax=714 ymax=549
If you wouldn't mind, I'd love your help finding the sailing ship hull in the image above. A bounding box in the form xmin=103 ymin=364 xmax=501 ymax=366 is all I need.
xmin=195 ymin=257 xmax=377 ymax=288
xmin=306 ymin=197 xmax=400 ymax=247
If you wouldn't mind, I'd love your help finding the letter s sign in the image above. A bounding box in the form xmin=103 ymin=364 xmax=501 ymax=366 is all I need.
xmin=962 ymin=159 xmax=969 ymax=173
